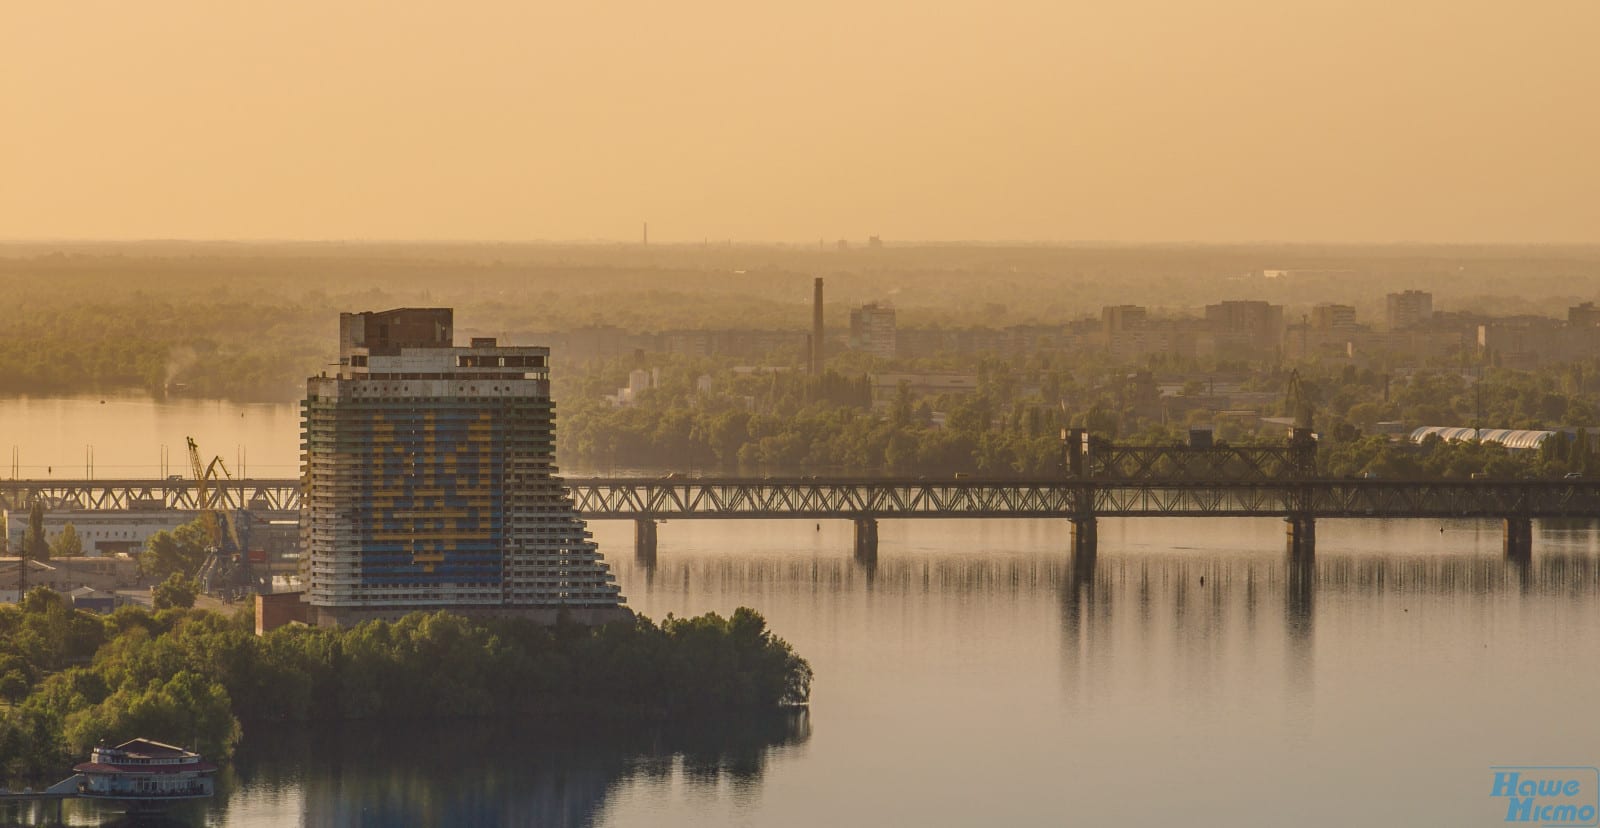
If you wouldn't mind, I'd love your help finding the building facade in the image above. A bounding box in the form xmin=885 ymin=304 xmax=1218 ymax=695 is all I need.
xmin=4 ymin=509 xmax=196 ymax=557
xmin=1570 ymin=302 xmax=1600 ymax=327
xmin=1204 ymin=301 xmax=1285 ymax=355
xmin=302 ymin=308 xmax=626 ymax=627
xmin=849 ymin=303 xmax=897 ymax=359
xmin=0 ymin=556 xmax=140 ymax=603
xmin=1309 ymin=303 xmax=1357 ymax=330
xmin=1101 ymin=304 xmax=1148 ymax=336
xmin=1386 ymin=290 xmax=1433 ymax=330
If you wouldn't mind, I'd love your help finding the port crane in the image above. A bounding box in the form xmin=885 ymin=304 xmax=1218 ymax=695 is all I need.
xmin=186 ymin=437 xmax=258 ymax=597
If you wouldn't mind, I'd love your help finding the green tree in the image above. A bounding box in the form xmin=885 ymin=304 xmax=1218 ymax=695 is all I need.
xmin=152 ymin=573 xmax=199 ymax=610
xmin=140 ymin=517 xmax=212 ymax=579
xmin=20 ymin=586 xmax=64 ymax=615
xmin=63 ymin=670 xmax=240 ymax=760
xmin=890 ymin=381 xmax=915 ymax=427
xmin=50 ymin=523 xmax=83 ymax=558
xmin=25 ymin=501 xmax=48 ymax=563
xmin=0 ymin=670 xmax=27 ymax=703
xmin=0 ymin=601 xmax=812 ymax=778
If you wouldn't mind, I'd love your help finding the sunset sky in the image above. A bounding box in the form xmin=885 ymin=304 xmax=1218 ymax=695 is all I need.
xmin=2 ymin=0 xmax=1596 ymax=243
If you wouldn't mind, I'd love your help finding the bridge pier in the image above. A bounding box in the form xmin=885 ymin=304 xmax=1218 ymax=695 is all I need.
xmin=853 ymin=517 xmax=879 ymax=563
xmin=1070 ymin=534 xmax=1097 ymax=583
xmin=1503 ymin=516 xmax=1532 ymax=561
xmin=1285 ymin=516 xmax=1315 ymax=560
xmin=635 ymin=519 xmax=658 ymax=566
xmin=1070 ymin=516 xmax=1097 ymax=558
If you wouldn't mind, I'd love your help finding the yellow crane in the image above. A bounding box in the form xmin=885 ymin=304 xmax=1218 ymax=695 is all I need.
xmin=186 ymin=436 xmax=241 ymax=551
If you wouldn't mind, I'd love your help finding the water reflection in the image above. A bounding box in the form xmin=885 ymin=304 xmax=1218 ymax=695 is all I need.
xmin=1285 ymin=551 xmax=1315 ymax=703
xmin=2 ymin=714 xmax=807 ymax=827
xmin=1051 ymin=546 xmax=1600 ymax=715
xmin=618 ymin=536 xmax=1600 ymax=729
xmin=25 ymin=518 xmax=1600 ymax=827
xmin=218 ymin=714 xmax=808 ymax=828
xmin=620 ymin=546 xmax=1600 ymax=601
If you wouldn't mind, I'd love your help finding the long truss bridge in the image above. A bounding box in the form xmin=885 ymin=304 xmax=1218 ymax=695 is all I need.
xmin=2 ymin=476 xmax=1594 ymax=519
xmin=0 ymin=423 xmax=1574 ymax=562
xmin=0 ymin=475 xmax=1587 ymax=560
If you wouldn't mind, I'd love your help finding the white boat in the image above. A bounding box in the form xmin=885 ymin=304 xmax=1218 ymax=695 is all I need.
xmin=73 ymin=738 xmax=216 ymax=802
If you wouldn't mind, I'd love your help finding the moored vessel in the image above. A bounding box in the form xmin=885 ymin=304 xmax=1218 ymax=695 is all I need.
xmin=73 ymin=738 xmax=216 ymax=802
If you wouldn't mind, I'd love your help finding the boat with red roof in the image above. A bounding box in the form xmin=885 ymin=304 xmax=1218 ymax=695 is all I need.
xmin=73 ymin=738 xmax=216 ymax=802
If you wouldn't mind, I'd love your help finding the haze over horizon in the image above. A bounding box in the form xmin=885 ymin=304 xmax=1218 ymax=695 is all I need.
xmin=3 ymin=0 xmax=1597 ymax=245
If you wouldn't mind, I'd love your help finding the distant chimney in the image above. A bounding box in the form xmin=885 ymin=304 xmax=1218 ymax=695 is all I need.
xmin=812 ymin=277 xmax=825 ymax=375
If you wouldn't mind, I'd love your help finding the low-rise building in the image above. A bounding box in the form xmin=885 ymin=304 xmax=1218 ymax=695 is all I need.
xmin=70 ymin=586 xmax=120 ymax=613
xmin=4 ymin=508 xmax=202 ymax=557
xmin=0 ymin=556 xmax=141 ymax=603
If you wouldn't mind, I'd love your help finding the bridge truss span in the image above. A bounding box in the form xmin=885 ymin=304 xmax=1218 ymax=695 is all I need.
xmin=5 ymin=477 xmax=1600 ymax=521
xmin=0 ymin=479 xmax=302 ymax=513
xmin=565 ymin=479 xmax=1078 ymax=519
xmin=3 ymin=476 xmax=1595 ymax=562
xmin=3 ymin=477 xmax=1599 ymax=522
xmin=564 ymin=478 xmax=1600 ymax=521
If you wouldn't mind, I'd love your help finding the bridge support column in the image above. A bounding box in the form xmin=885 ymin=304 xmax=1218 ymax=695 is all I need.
xmin=635 ymin=519 xmax=658 ymax=566
xmin=1071 ymin=516 xmax=1097 ymax=559
xmin=853 ymin=517 xmax=878 ymax=563
xmin=1503 ymin=517 xmax=1532 ymax=561
xmin=1070 ymin=519 xmax=1097 ymax=583
xmin=1285 ymin=516 xmax=1315 ymax=560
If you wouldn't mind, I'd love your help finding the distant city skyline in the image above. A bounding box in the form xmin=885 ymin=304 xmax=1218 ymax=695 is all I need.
xmin=3 ymin=1 xmax=1597 ymax=244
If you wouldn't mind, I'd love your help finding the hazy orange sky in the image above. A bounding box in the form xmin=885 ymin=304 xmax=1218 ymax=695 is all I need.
xmin=2 ymin=1 xmax=1597 ymax=243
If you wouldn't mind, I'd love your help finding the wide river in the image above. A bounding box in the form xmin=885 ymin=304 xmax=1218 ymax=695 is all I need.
xmin=7 ymin=398 xmax=1600 ymax=827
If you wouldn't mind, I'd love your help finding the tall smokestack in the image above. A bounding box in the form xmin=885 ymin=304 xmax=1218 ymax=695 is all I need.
xmin=812 ymin=277 xmax=824 ymax=375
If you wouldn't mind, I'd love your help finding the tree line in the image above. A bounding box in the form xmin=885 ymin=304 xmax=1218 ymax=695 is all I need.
xmin=0 ymin=598 xmax=811 ymax=782
xmin=555 ymin=356 xmax=1600 ymax=479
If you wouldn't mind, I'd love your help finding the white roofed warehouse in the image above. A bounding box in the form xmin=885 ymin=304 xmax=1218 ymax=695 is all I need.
xmin=1409 ymin=427 xmax=1560 ymax=451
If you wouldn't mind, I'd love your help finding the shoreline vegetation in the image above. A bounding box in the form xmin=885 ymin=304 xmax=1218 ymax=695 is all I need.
xmin=0 ymin=591 xmax=812 ymax=783
xmin=7 ymin=247 xmax=1600 ymax=481
xmin=5 ymin=247 xmax=1600 ymax=480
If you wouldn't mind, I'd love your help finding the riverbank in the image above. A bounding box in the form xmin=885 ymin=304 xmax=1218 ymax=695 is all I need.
xmin=0 ymin=600 xmax=811 ymax=784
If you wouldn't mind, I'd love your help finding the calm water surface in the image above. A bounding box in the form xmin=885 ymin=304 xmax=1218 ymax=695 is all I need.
xmin=0 ymin=396 xmax=301 ymax=478
xmin=3 ymin=398 xmax=1597 ymax=827
xmin=15 ymin=518 xmax=1596 ymax=828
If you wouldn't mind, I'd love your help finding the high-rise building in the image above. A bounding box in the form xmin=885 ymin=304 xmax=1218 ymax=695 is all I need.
xmin=301 ymin=308 xmax=627 ymax=627
xmin=1386 ymin=290 xmax=1433 ymax=330
xmin=849 ymin=303 xmax=897 ymax=359
xmin=1100 ymin=305 xmax=1148 ymax=334
xmin=1309 ymin=303 xmax=1357 ymax=330
xmin=1570 ymin=302 xmax=1600 ymax=327
xmin=1205 ymin=300 xmax=1285 ymax=352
